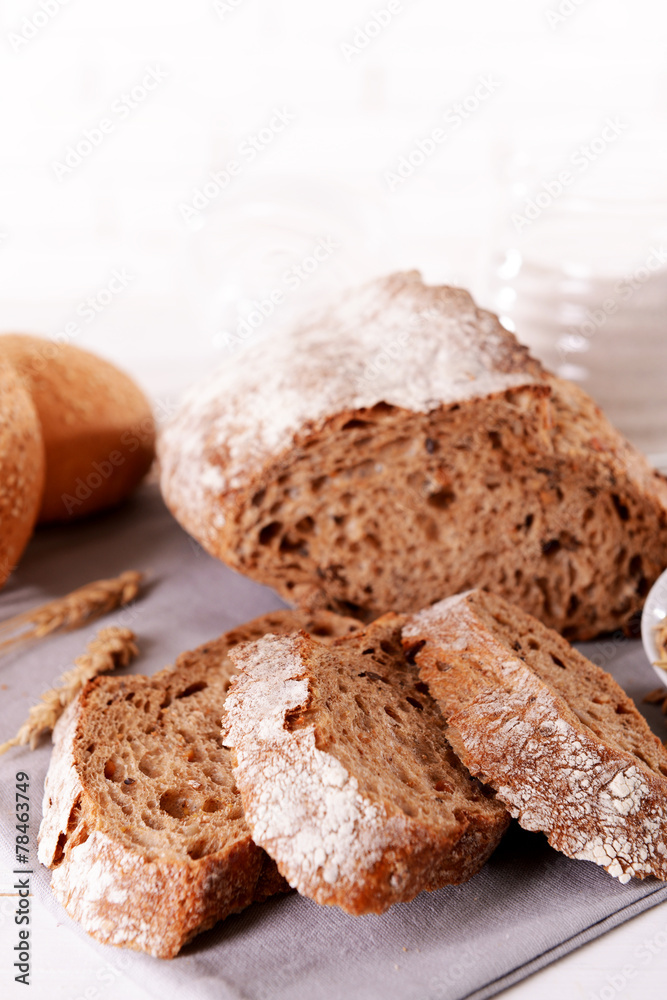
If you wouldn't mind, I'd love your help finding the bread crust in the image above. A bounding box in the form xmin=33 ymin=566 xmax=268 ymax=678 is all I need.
xmin=0 ymin=359 xmax=45 ymax=586
xmin=403 ymin=591 xmax=667 ymax=884
xmin=159 ymin=272 xmax=667 ymax=638
xmin=0 ymin=334 xmax=154 ymax=522
xmin=38 ymin=608 xmax=360 ymax=957
xmin=223 ymin=617 xmax=509 ymax=914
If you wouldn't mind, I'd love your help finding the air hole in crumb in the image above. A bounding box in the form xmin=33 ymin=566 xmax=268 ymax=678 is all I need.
xmin=611 ymin=494 xmax=630 ymax=521
xmin=549 ymin=653 xmax=567 ymax=669
xmin=527 ymin=639 xmax=540 ymax=650
xmin=202 ymin=798 xmax=222 ymax=813
xmin=186 ymin=840 xmax=210 ymax=860
xmin=176 ymin=682 xmax=208 ymax=700
xmin=404 ymin=641 xmax=426 ymax=663
xmin=615 ymin=703 xmax=632 ymax=715
xmin=159 ymin=790 xmax=191 ymax=819
xmin=126 ymin=692 xmax=135 ymax=701
xmin=104 ymin=758 xmax=122 ymax=781
xmin=258 ymin=521 xmax=282 ymax=545
xmin=384 ymin=705 xmax=402 ymax=723
xmin=415 ymin=681 xmax=429 ymax=695
xmin=541 ymin=538 xmax=561 ymax=557
xmin=406 ymin=696 xmax=424 ymax=712
xmin=427 ymin=489 xmax=456 ymax=510
xmin=434 ymin=780 xmax=452 ymax=793
xmin=138 ymin=755 xmax=161 ymax=778
xmin=295 ymin=516 xmax=315 ymax=534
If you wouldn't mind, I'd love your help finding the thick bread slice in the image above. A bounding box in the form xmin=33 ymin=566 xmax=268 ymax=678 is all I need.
xmin=38 ymin=608 xmax=360 ymax=958
xmin=402 ymin=590 xmax=667 ymax=884
xmin=159 ymin=271 xmax=667 ymax=639
xmin=223 ymin=615 xmax=510 ymax=915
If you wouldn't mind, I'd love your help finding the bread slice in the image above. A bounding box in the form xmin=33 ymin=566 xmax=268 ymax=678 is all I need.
xmin=402 ymin=590 xmax=667 ymax=883
xmin=222 ymin=615 xmax=510 ymax=915
xmin=159 ymin=271 xmax=667 ymax=639
xmin=38 ymin=608 xmax=360 ymax=958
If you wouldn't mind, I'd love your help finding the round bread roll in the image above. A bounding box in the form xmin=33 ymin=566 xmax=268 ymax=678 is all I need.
xmin=0 ymin=335 xmax=155 ymax=523
xmin=0 ymin=359 xmax=45 ymax=586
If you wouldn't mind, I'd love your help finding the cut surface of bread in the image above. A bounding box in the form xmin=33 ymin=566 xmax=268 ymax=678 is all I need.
xmin=402 ymin=590 xmax=667 ymax=883
xmin=159 ymin=271 xmax=667 ymax=639
xmin=38 ymin=608 xmax=360 ymax=958
xmin=223 ymin=615 xmax=509 ymax=915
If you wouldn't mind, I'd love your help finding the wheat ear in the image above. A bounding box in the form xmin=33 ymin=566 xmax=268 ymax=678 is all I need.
xmin=0 ymin=570 xmax=142 ymax=653
xmin=0 ymin=626 xmax=138 ymax=754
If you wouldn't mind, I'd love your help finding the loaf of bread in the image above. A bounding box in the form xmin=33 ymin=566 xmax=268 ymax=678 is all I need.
xmin=0 ymin=335 xmax=155 ymax=522
xmin=38 ymin=608 xmax=360 ymax=958
xmin=223 ymin=615 xmax=509 ymax=915
xmin=159 ymin=272 xmax=667 ymax=639
xmin=0 ymin=359 xmax=45 ymax=587
xmin=403 ymin=589 xmax=667 ymax=883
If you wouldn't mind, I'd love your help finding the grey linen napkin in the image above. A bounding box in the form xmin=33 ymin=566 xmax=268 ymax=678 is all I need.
xmin=1 ymin=484 xmax=666 ymax=1000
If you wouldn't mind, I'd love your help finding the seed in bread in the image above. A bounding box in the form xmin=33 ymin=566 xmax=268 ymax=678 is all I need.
xmin=402 ymin=589 xmax=667 ymax=884
xmin=223 ymin=615 xmax=509 ymax=915
xmin=158 ymin=271 xmax=667 ymax=640
xmin=0 ymin=334 xmax=155 ymax=522
xmin=38 ymin=608 xmax=360 ymax=958
xmin=0 ymin=359 xmax=45 ymax=587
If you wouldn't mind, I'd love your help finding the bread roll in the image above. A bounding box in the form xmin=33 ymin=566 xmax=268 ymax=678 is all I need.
xmin=0 ymin=335 xmax=155 ymax=522
xmin=0 ymin=359 xmax=45 ymax=586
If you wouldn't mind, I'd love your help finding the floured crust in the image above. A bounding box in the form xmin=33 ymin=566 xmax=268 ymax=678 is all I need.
xmin=223 ymin=618 xmax=509 ymax=914
xmin=402 ymin=591 xmax=667 ymax=884
xmin=38 ymin=608 xmax=360 ymax=957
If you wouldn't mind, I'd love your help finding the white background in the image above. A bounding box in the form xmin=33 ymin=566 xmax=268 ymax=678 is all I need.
xmin=2 ymin=0 xmax=667 ymax=997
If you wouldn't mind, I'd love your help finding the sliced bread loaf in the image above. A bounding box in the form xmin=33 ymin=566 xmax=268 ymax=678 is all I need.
xmin=222 ymin=615 xmax=510 ymax=915
xmin=159 ymin=271 xmax=667 ymax=639
xmin=402 ymin=590 xmax=667 ymax=883
xmin=38 ymin=608 xmax=360 ymax=958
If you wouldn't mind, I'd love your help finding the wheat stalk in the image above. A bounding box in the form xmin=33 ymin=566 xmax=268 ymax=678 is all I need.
xmin=0 ymin=570 xmax=142 ymax=654
xmin=0 ymin=626 xmax=138 ymax=754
